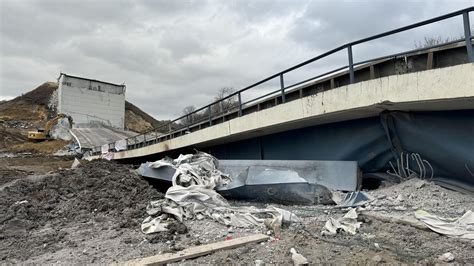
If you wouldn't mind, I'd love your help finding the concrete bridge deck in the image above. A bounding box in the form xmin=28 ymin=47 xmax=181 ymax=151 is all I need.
xmin=91 ymin=62 xmax=473 ymax=161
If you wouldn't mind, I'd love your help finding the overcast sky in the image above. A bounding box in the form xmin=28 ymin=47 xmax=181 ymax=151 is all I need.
xmin=1 ymin=0 xmax=472 ymax=120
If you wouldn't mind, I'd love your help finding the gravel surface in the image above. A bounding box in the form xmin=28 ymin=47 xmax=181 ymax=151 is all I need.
xmin=366 ymin=178 xmax=474 ymax=217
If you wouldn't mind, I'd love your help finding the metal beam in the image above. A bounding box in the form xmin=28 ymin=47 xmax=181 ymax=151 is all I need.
xmin=348 ymin=45 xmax=355 ymax=84
xmin=463 ymin=12 xmax=474 ymax=62
xmin=280 ymin=74 xmax=286 ymax=103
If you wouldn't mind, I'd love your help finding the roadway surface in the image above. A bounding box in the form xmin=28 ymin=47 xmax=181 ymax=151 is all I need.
xmin=71 ymin=127 xmax=137 ymax=149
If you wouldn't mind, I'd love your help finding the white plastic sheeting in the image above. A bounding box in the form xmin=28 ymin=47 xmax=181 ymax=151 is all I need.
xmin=415 ymin=210 xmax=474 ymax=240
xmin=71 ymin=158 xmax=81 ymax=169
xmin=114 ymin=139 xmax=127 ymax=151
xmin=322 ymin=208 xmax=361 ymax=235
xmin=141 ymin=152 xmax=300 ymax=234
xmin=101 ymin=152 xmax=114 ymax=161
xmin=101 ymin=144 xmax=109 ymax=154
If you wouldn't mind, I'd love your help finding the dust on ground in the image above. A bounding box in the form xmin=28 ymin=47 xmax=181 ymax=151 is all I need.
xmin=0 ymin=125 xmax=27 ymax=150
xmin=0 ymin=154 xmax=473 ymax=264
xmin=188 ymin=180 xmax=474 ymax=265
xmin=8 ymin=139 xmax=71 ymax=154
xmin=0 ymin=159 xmax=165 ymax=264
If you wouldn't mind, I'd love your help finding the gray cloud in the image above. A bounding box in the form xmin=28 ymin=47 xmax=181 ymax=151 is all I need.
xmin=1 ymin=0 xmax=472 ymax=119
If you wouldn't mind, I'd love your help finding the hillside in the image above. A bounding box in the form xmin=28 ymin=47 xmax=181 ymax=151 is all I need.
xmin=0 ymin=82 xmax=55 ymax=123
xmin=0 ymin=82 xmax=163 ymax=133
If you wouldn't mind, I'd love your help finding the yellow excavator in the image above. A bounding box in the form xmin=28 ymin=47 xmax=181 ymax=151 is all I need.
xmin=28 ymin=114 xmax=73 ymax=141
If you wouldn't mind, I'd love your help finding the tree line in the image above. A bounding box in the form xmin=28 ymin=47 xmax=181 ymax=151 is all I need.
xmin=180 ymin=87 xmax=239 ymax=126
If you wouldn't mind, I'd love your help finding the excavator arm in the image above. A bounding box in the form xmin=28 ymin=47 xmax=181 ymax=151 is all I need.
xmin=28 ymin=114 xmax=73 ymax=141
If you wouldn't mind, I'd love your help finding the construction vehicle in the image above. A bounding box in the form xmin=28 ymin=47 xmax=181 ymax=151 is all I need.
xmin=28 ymin=114 xmax=73 ymax=141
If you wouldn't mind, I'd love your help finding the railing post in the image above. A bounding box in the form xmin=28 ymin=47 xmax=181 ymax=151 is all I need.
xmin=347 ymin=44 xmax=355 ymax=84
xmin=208 ymin=106 xmax=212 ymax=126
xmin=219 ymin=100 xmax=224 ymax=113
xmin=279 ymin=74 xmax=285 ymax=103
xmin=168 ymin=124 xmax=172 ymax=140
xmin=463 ymin=11 xmax=474 ymax=63
xmin=238 ymin=92 xmax=242 ymax=116
xmin=187 ymin=115 xmax=191 ymax=132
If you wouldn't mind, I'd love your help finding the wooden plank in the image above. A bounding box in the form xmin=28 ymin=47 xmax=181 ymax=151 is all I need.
xmin=360 ymin=211 xmax=429 ymax=231
xmin=122 ymin=234 xmax=269 ymax=266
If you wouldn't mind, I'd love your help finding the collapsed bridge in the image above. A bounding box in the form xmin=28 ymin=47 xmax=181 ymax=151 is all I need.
xmin=86 ymin=7 xmax=474 ymax=192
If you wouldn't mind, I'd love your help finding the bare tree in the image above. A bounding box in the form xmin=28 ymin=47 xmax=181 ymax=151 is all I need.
xmin=211 ymin=87 xmax=239 ymax=115
xmin=180 ymin=87 xmax=240 ymax=126
xmin=181 ymin=105 xmax=197 ymax=125
xmin=414 ymin=36 xmax=458 ymax=49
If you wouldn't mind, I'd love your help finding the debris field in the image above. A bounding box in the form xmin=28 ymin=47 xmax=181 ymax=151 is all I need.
xmin=0 ymin=82 xmax=473 ymax=264
xmin=0 ymin=154 xmax=473 ymax=264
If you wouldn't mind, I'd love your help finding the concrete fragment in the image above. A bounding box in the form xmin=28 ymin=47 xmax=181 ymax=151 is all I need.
xmin=371 ymin=254 xmax=385 ymax=263
xmin=71 ymin=158 xmax=80 ymax=169
xmin=415 ymin=180 xmax=426 ymax=189
xmin=290 ymin=248 xmax=308 ymax=265
xmin=14 ymin=200 xmax=28 ymax=205
xmin=396 ymin=195 xmax=404 ymax=202
xmin=438 ymin=252 xmax=454 ymax=262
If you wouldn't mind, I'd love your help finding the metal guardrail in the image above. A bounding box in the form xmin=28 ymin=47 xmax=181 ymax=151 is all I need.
xmin=92 ymin=7 xmax=474 ymax=156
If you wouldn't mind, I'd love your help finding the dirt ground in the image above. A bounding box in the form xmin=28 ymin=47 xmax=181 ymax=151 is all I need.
xmin=0 ymin=153 xmax=473 ymax=264
xmin=0 ymin=154 xmax=74 ymax=186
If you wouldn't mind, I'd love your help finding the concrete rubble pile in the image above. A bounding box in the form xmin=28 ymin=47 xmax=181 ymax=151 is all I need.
xmin=141 ymin=152 xmax=300 ymax=235
xmin=140 ymin=151 xmax=474 ymax=240
xmin=2 ymin=148 xmax=474 ymax=264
